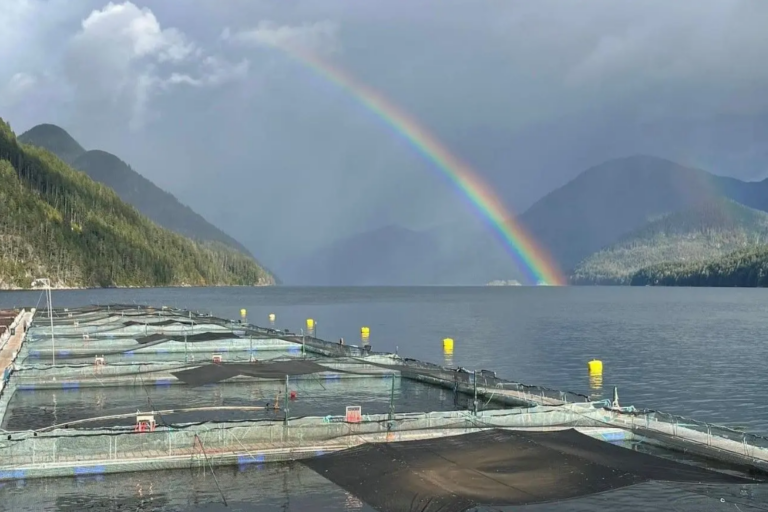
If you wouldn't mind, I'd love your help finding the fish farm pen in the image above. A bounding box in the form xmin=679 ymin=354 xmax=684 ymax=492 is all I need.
xmin=2 ymin=303 xmax=768 ymax=510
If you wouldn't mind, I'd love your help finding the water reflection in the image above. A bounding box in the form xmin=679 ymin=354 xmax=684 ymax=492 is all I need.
xmin=344 ymin=492 xmax=364 ymax=510
xmin=5 ymin=286 xmax=768 ymax=509
xmin=1 ymin=463 xmax=380 ymax=512
xmin=588 ymin=374 xmax=603 ymax=400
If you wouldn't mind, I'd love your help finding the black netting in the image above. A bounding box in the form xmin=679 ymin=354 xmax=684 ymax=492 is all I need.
xmin=171 ymin=360 xmax=352 ymax=386
xmin=135 ymin=332 xmax=238 ymax=345
xmin=135 ymin=333 xmax=167 ymax=344
xmin=295 ymin=337 xmax=589 ymax=403
xmin=123 ymin=319 xmax=195 ymax=327
xmin=302 ymin=429 xmax=758 ymax=512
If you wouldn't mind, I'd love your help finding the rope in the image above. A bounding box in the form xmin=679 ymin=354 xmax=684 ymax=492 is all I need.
xmin=137 ymin=371 xmax=168 ymax=428
xmin=192 ymin=433 xmax=228 ymax=507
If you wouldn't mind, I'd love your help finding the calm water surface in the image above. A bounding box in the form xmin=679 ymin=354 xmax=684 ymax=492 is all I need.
xmin=1 ymin=285 xmax=767 ymax=511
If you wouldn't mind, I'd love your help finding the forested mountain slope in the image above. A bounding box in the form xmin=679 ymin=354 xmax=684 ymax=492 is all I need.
xmin=19 ymin=124 xmax=260 ymax=262
xmin=571 ymin=198 xmax=768 ymax=284
xmin=0 ymin=118 xmax=274 ymax=289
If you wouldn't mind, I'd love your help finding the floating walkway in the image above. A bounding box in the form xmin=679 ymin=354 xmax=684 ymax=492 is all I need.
xmin=0 ymin=405 xmax=623 ymax=480
xmin=0 ymin=309 xmax=35 ymax=396
xmin=1 ymin=303 xmax=767 ymax=488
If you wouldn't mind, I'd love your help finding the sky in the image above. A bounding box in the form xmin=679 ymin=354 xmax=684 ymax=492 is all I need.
xmin=3 ymin=0 xmax=768 ymax=270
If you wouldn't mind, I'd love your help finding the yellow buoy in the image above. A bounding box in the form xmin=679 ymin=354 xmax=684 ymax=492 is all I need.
xmin=268 ymin=313 xmax=276 ymax=322
xmin=443 ymin=338 xmax=454 ymax=353
xmin=240 ymin=309 xmax=247 ymax=318
xmin=306 ymin=318 xmax=315 ymax=330
xmin=361 ymin=326 xmax=370 ymax=335
xmin=588 ymin=359 xmax=603 ymax=375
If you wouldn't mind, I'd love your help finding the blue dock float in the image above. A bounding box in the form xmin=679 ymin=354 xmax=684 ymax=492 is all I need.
xmin=74 ymin=465 xmax=106 ymax=476
xmin=599 ymin=430 xmax=628 ymax=442
xmin=237 ymin=454 xmax=265 ymax=465
xmin=0 ymin=470 xmax=26 ymax=481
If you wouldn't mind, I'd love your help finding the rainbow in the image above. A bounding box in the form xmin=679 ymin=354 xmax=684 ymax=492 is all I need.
xmin=273 ymin=45 xmax=566 ymax=285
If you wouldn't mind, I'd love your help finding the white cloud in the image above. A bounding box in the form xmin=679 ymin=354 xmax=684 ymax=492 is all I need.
xmin=163 ymin=56 xmax=250 ymax=89
xmin=562 ymin=1 xmax=768 ymax=92
xmin=74 ymin=1 xmax=197 ymax=63
xmin=1 ymin=73 xmax=38 ymax=107
xmin=224 ymin=20 xmax=340 ymax=54
xmin=55 ymin=1 xmax=248 ymax=130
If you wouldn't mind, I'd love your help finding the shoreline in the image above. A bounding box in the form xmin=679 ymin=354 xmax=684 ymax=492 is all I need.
xmin=0 ymin=283 xmax=276 ymax=292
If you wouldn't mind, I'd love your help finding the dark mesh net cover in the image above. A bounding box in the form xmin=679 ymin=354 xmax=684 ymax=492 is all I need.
xmin=171 ymin=360 xmax=352 ymax=386
xmin=301 ymin=429 xmax=757 ymax=512
xmin=123 ymin=319 xmax=195 ymax=327
xmin=135 ymin=332 xmax=238 ymax=345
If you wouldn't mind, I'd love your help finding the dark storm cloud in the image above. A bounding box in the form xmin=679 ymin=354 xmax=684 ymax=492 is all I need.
xmin=3 ymin=0 xmax=768 ymax=269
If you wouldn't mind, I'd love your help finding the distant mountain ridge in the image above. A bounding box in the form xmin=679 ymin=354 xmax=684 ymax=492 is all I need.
xmin=517 ymin=155 xmax=720 ymax=273
xmin=17 ymin=124 xmax=84 ymax=164
xmin=571 ymin=197 xmax=768 ymax=284
xmin=281 ymin=155 xmax=768 ymax=286
xmin=631 ymin=244 xmax=768 ymax=287
xmin=285 ymin=225 xmax=442 ymax=285
xmin=17 ymin=123 xmax=278 ymax=280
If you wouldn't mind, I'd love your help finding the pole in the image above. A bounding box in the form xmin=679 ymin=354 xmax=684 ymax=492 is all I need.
xmin=47 ymin=283 xmax=55 ymax=368
xmin=473 ymin=370 xmax=478 ymax=415
xmin=284 ymin=375 xmax=290 ymax=425
xmin=388 ymin=375 xmax=395 ymax=431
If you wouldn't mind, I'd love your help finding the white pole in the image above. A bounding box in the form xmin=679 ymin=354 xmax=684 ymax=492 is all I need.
xmin=47 ymin=282 xmax=55 ymax=367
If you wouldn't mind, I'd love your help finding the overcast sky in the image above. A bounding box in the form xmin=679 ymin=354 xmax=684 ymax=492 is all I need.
xmin=3 ymin=0 xmax=768 ymax=269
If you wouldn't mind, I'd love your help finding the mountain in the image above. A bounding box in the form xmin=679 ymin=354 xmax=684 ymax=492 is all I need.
xmin=70 ymin=149 xmax=256 ymax=256
xmin=285 ymin=225 xmax=440 ymax=285
xmin=713 ymin=175 xmax=768 ymax=214
xmin=571 ymin=198 xmax=768 ymax=284
xmin=281 ymin=221 xmax=521 ymax=285
xmin=517 ymin=155 xmax=721 ymax=274
xmin=0 ymin=118 xmax=274 ymax=289
xmin=631 ymin=245 xmax=768 ymax=287
xmin=281 ymin=154 xmax=768 ymax=286
xmin=17 ymin=124 xmax=262 ymax=266
xmin=284 ymin=155 xmax=725 ymax=285
xmin=17 ymin=124 xmax=84 ymax=165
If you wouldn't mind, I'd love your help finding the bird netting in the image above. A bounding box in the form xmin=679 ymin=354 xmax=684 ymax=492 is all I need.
xmin=135 ymin=332 xmax=239 ymax=344
xmin=170 ymin=360 xmax=357 ymax=386
xmin=302 ymin=428 xmax=759 ymax=512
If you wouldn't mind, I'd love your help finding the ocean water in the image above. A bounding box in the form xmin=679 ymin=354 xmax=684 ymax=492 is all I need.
xmin=1 ymin=285 xmax=767 ymax=511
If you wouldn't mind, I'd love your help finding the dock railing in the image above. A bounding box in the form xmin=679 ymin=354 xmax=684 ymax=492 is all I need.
xmin=14 ymin=305 xmax=768 ymax=475
xmin=610 ymin=408 xmax=768 ymax=470
xmin=0 ymin=404 xmax=611 ymax=474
